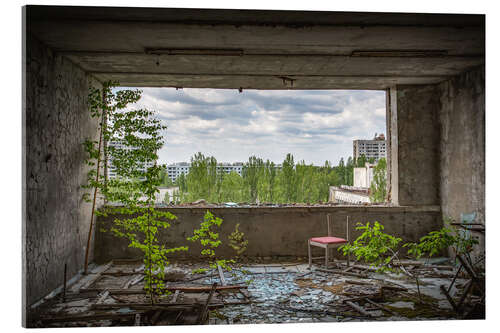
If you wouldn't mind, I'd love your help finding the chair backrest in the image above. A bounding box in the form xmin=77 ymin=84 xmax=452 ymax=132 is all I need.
xmin=460 ymin=212 xmax=477 ymax=240
xmin=327 ymin=214 xmax=332 ymax=236
xmin=461 ymin=212 xmax=476 ymax=225
xmin=326 ymin=214 xmax=350 ymax=241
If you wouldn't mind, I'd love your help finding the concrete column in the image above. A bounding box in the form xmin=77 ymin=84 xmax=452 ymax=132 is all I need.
xmin=395 ymin=84 xmax=440 ymax=206
xmin=387 ymin=86 xmax=399 ymax=205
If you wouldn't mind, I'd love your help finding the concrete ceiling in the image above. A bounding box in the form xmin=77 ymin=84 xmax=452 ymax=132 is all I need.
xmin=26 ymin=6 xmax=485 ymax=90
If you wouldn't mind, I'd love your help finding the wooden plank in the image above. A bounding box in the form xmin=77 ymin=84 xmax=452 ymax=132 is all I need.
xmin=345 ymin=279 xmax=371 ymax=286
xmin=351 ymin=264 xmax=378 ymax=272
xmin=91 ymin=261 xmax=115 ymax=274
xmin=90 ymin=302 xmax=225 ymax=311
xmin=134 ymin=314 xmax=141 ymax=326
xmin=239 ymin=288 xmax=250 ymax=300
xmin=123 ymin=274 xmax=144 ymax=289
xmin=39 ymin=311 xmax=142 ymax=323
xmin=95 ymin=290 xmax=110 ymax=304
xmin=102 ymin=272 xmax=140 ymax=276
xmin=171 ymin=290 xmax=180 ymax=303
xmin=440 ymin=284 xmax=459 ymax=313
xmin=196 ymin=283 xmax=217 ymax=324
xmin=364 ymin=298 xmax=398 ymax=316
xmin=345 ymin=301 xmax=375 ymax=317
xmin=316 ymin=267 xmax=369 ymax=279
xmin=217 ymin=264 xmax=227 ymax=286
xmin=81 ymin=284 xmax=248 ymax=294
xmin=456 ymin=280 xmax=474 ymax=310
xmin=343 ymin=266 xmax=354 ymax=273
xmin=78 ymin=273 xmax=104 ymax=292
xmin=380 ymin=285 xmax=407 ymax=292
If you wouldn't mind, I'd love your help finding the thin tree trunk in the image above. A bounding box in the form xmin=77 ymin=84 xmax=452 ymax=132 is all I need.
xmin=83 ymin=89 xmax=106 ymax=274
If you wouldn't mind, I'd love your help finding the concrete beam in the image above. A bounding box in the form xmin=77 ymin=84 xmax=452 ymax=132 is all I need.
xmin=92 ymin=73 xmax=448 ymax=89
xmin=61 ymin=53 xmax=483 ymax=77
xmin=26 ymin=7 xmax=484 ymax=89
xmin=31 ymin=21 xmax=483 ymax=56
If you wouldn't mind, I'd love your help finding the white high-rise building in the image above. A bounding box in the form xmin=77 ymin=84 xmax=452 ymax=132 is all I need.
xmin=353 ymin=133 xmax=387 ymax=162
xmin=166 ymin=162 xmax=191 ymax=182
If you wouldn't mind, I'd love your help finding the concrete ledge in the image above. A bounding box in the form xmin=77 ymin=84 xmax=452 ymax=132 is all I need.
xmin=94 ymin=205 xmax=442 ymax=263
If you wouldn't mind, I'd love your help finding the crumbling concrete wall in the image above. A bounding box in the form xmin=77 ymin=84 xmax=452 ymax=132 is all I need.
xmin=439 ymin=66 xmax=485 ymax=253
xmin=94 ymin=206 xmax=441 ymax=263
xmin=24 ymin=33 xmax=101 ymax=311
xmin=396 ymin=85 xmax=441 ymax=206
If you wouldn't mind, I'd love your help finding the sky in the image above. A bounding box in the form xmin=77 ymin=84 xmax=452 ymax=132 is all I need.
xmin=125 ymin=88 xmax=386 ymax=166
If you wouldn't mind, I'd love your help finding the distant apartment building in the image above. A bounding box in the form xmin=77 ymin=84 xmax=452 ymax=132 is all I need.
xmin=166 ymin=161 xmax=282 ymax=182
xmin=353 ymin=133 xmax=387 ymax=162
xmin=107 ymin=140 xmax=155 ymax=180
xmin=166 ymin=162 xmax=245 ymax=182
xmin=166 ymin=162 xmax=191 ymax=182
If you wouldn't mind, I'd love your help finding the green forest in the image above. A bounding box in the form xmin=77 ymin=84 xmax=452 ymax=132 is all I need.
xmin=159 ymin=153 xmax=386 ymax=204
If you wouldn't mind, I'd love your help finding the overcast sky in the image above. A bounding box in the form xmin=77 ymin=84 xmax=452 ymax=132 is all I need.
xmin=125 ymin=88 xmax=386 ymax=166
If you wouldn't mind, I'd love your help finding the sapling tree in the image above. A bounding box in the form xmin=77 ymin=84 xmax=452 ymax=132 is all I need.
xmin=339 ymin=219 xmax=480 ymax=303
xmin=339 ymin=221 xmax=425 ymax=300
xmin=187 ymin=210 xmax=235 ymax=273
xmin=339 ymin=222 xmax=402 ymax=273
xmin=228 ymin=223 xmax=248 ymax=257
xmin=403 ymin=216 xmax=479 ymax=260
xmin=83 ymin=81 xmax=187 ymax=302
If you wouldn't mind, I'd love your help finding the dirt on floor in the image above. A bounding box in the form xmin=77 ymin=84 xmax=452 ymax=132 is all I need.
xmin=27 ymin=256 xmax=484 ymax=327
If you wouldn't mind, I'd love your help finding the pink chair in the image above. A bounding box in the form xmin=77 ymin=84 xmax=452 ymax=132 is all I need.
xmin=308 ymin=214 xmax=350 ymax=268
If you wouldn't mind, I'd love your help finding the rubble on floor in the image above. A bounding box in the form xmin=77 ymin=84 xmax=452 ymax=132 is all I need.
xmin=28 ymin=256 xmax=484 ymax=327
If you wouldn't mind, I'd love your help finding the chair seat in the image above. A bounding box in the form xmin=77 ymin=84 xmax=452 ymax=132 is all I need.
xmin=310 ymin=236 xmax=347 ymax=244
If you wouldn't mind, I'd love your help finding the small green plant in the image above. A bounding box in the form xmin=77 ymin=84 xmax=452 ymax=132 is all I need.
xmin=339 ymin=221 xmax=426 ymax=301
xmin=403 ymin=217 xmax=479 ymax=259
xmin=339 ymin=221 xmax=402 ymax=272
xmin=228 ymin=223 xmax=248 ymax=257
xmin=187 ymin=211 xmax=235 ymax=271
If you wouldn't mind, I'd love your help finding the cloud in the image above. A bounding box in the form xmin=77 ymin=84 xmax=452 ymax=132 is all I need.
xmin=125 ymin=87 xmax=386 ymax=165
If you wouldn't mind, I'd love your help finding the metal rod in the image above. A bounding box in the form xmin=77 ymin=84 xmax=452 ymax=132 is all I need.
xmin=63 ymin=263 xmax=67 ymax=302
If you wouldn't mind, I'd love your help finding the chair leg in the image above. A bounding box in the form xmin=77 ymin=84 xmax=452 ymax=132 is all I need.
xmin=308 ymin=241 xmax=312 ymax=268
xmin=325 ymin=246 xmax=329 ymax=269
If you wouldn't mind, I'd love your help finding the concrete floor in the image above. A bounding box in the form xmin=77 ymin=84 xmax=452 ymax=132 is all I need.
xmin=29 ymin=257 xmax=478 ymax=327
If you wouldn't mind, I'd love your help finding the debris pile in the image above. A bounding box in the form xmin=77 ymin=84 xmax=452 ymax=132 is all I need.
xmin=29 ymin=256 xmax=483 ymax=327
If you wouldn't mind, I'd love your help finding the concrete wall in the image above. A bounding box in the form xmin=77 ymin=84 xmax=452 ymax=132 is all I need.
xmin=353 ymin=165 xmax=374 ymax=188
xmin=24 ymin=33 xmax=101 ymax=313
xmin=439 ymin=66 xmax=485 ymax=224
xmin=396 ymin=85 xmax=441 ymax=206
xmin=94 ymin=206 xmax=441 ymax=263
xmin=438 ymin=66 xmax=485 ymax=254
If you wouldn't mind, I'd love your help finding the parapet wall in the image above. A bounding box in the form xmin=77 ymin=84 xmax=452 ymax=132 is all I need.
xmin=94 ymin=206 xmax=441 ymax=263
